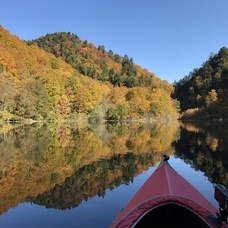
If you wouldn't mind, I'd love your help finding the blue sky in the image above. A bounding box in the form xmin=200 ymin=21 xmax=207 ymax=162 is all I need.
xmin=1 ymin=0 xmax=228 ymax=83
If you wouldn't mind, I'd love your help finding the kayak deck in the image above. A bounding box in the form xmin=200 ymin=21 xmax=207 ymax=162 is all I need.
xmin=111 ymin=155 xmax=226 ymax=227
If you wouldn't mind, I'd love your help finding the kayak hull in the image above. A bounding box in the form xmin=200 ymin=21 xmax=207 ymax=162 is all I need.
xmin=111 ymin=158 xmax=226 ymax=227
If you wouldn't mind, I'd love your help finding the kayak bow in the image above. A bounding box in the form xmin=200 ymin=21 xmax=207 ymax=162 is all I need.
xmin=111 ymin=155 xmax=227 ymax=227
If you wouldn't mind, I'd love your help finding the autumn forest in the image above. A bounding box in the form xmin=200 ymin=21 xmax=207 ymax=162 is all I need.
xmin=0 ymin=25 xmax=228 ymax=122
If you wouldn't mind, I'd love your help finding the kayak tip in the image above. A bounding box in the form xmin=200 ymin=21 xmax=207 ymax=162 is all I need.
xmin=162 ymin=153 xmax=170 ymax=162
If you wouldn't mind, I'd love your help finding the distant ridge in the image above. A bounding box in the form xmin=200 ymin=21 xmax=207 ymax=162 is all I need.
xmin=0 ymin=26 xmax=179 ymax=121
xmin=173 ymin=47 xmax=228 ymax=120
xmin=26 ymin=32 xmax=172 ymax=91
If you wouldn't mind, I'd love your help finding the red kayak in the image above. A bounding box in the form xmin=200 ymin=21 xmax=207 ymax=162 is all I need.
xmin=111 ymin=155 xmax=228 ymax=227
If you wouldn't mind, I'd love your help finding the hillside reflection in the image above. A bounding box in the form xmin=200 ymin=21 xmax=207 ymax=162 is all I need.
xmin=173 ymin=121 xmax=228 ymax=187
xmin=27 ymin=153 xmax=158 ymax=210
xmin=0 ymin=121 xmax=179 ymax=214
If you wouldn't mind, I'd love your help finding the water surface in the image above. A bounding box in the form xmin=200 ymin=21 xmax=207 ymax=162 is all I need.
xmin=0 ymin=121 xmax=227 ymax=227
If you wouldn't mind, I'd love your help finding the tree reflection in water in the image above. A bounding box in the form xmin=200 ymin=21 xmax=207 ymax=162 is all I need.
xmin=0 ymin=121 xmax=179 ymax=214
xmin=2 ymin=121 xmax=228 ymax=214
xmin=173 ymin=121 xmax=228 ymax=187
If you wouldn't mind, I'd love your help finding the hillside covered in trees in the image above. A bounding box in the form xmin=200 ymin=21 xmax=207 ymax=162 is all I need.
xmin=0 ymin=26 xmax=179 ymax=121
xmin=26 ymin=32 xmax=171 ymax=90
xmin=173 ymin=47 xmax=228 ymax=120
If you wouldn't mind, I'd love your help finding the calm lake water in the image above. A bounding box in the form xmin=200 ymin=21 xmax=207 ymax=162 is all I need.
xmin=0 ymin=121 xmax=227 ymax=227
